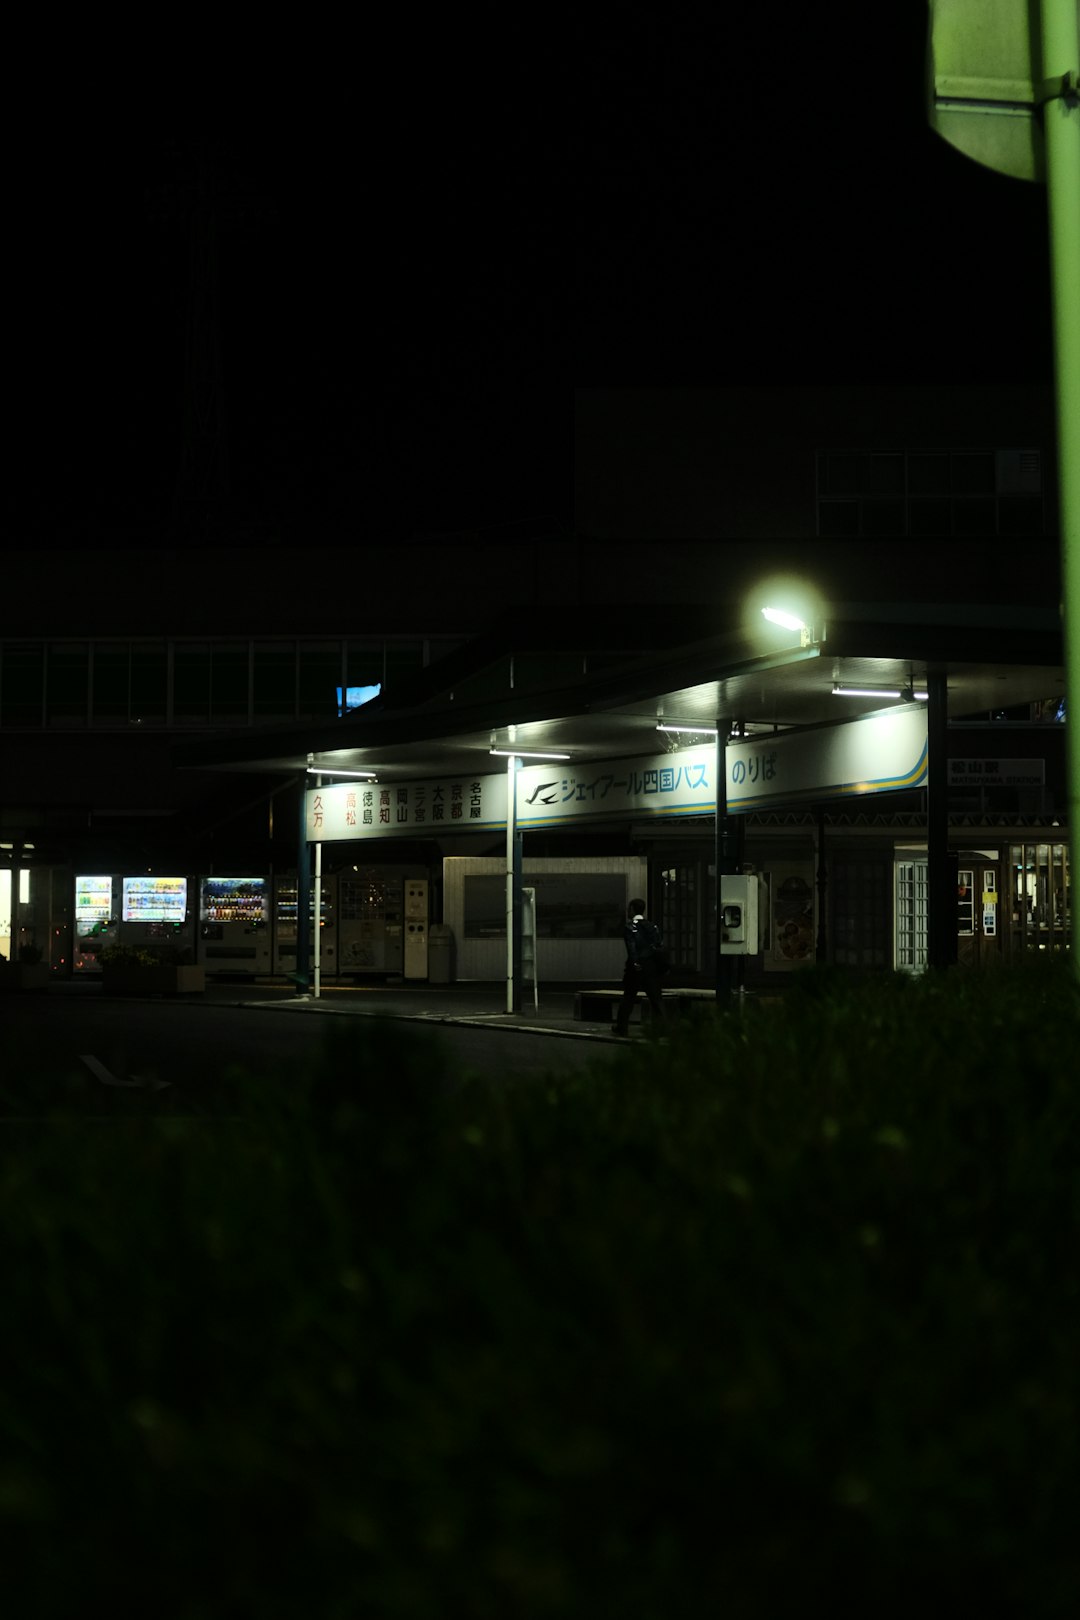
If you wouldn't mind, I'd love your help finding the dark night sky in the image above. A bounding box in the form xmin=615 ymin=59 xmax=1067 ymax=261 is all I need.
xmin=9 ymin=6 xmax=1055 ymax=549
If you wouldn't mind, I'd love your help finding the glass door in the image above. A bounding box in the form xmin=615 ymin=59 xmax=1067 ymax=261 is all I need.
xmin=659 ymin=863 xmax=702 ymax=977
xmin=1009 ymin=843 xmax=1071 ymax=954
xmin=895 ymin=858 xmax=928 ymax=971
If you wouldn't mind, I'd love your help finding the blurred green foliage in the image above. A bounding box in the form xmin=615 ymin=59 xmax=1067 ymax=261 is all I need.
xmin=1 ymin=963 xmax=1079 ymax=1617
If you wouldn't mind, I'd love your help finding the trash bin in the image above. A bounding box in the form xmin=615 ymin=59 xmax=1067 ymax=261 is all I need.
xmin=427 ymin=923 xmax=454 ymax=984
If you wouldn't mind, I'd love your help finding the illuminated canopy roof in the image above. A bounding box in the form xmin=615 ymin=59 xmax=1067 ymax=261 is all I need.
xmin=174 ymin=602 xmax=1064 ymax=787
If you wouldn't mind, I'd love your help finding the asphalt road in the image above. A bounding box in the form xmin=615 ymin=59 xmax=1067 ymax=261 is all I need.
xmin=1 ymin=995 xmax=617 ymax=1114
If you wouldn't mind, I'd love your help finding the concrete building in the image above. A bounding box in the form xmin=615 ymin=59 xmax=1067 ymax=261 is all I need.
xmin=2 ymin=386 xmax=1068 ymax=981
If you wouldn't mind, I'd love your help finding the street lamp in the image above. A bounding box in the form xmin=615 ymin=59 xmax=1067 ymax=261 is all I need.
xmin=762 ymin=606 xmax=816 ymax=647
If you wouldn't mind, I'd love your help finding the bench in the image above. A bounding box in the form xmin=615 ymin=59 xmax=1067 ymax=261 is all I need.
xmin=573 ymin=986 xmax=720 ymax=1024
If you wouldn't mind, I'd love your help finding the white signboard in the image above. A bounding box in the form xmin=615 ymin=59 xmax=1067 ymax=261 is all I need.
xmin=304 ymin=712 xmax=927 ymax=842
xmin=948 ymin=758 xmax=1045 ymax=788
xmin=516 ymin=747 xmax=716 ymax=827
xmin=307 ymin=774 xmax=507 ymax=840
xmin=305 ymin=749 xmax=720 ymax=842
xmin=727 ymin=705 xmax=928 ymax=810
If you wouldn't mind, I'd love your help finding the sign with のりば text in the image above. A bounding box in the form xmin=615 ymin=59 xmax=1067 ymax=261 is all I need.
xmin=727 ymin=705 xmax=929 ymax=810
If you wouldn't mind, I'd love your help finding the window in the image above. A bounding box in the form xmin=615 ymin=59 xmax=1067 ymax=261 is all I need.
xmin=817 ymin=448 xmax=1044 ymax=539
xmin=463 ymin=874 xmax=625 ymax=939
xmin=210 ymin=642 xmax=250 ymax=722
xmin=1 ymin=643 xmax=45 ymax=728
xmin=92 ymin=644 xmax=130 ymax=723
xmin=908 ymin=497 xmax=950 ymax=538
xmin=818 ymin=500 xmax=860 ymax=538
xmin=1010 ymin=843 xmax=1070 ymax=954
xmin=130 ymin=644 xmax=167 ymax=724
xmin=952 ymin=452 xmax=994 ymax=494
xmin=48 ymin=643 xmax=89 ymax=726
xmin=956 ymin=869 xmax=975 ymax=936
xmin=254 ymin=643 xmax=296 ymax=721
xmin=895 ymin=858 xmax=928 ymax=971
xmin=382 ymin=639 xmax=425 ymax=696
xmin=173 ymin=644 xmax=211 ymax=723
xmin=862 ymin=498 xmax=905 ymax=537
xmin=998 ymin=497 xmax=1043 ymax=536
xmin=817 ymin=452 xmax=905 ymax=538
xmin=908 ymin=453 xmax=949 ymax=496
xmin=831 ymin=857 xmax=890 ymax=968
xmin=298 ymin=642 xmax=344 ymax=720
xmin=952 ymin=497 xmax=995 ymax=536
xmin=346 ymin=641 xmax=383 ymax=688
xmin=660 ymin=864 xmax=699 ymax=974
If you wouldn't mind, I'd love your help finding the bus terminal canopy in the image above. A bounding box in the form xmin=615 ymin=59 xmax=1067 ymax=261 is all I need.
xmin=175 ymin=604 xmax=1064 ymax=828
xmin=303 ymin=702 xmax=932 ymax=841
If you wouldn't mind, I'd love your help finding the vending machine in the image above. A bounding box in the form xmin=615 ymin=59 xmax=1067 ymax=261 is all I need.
xmin=403 ymin=878 xmax=429 ymax=980
xmin=119 ymin=875 xmax=197 ymax=961
xmin=337 ymin=868 xmax=419 ymax=976
xmin=272 ymin=875 xmax=338 ymax=978
xmin=73 ymin=874 xmax=121 ymax=973
xmin=198 ymin=876 xmax=272 ymax=976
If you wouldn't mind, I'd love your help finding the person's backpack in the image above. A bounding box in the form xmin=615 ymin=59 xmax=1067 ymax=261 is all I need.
xmin=638 ymin=919 xmax=670 ymax=975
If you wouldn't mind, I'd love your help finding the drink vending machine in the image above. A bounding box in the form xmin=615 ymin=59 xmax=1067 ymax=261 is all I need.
xmin=198 ymin=876 xmax=272 ymax=975
xmin=272 ymin=875 xmax=338 ymax=978
xmin=73 ymin=874 xmax=121 ymax=972
xmin=118 ymin=875 xmax=197 ymax=961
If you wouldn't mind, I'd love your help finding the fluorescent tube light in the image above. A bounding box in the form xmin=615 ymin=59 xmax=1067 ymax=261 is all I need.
xmin=306 ymin=766 xmax=378 ymax=778
xmin=762 ymin=607 xmax=807 ymax=631
xmin=489 ymin=748 xmax=571 ymax=761
xmin=832 ymin=685 xmax=903 ymax=699
xmin=656 ymin=723 xmax=719 ymax=735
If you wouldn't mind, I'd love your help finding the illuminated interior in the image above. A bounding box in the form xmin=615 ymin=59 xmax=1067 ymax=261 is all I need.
xmin=0 ymin=868 xmax=31 ymax=963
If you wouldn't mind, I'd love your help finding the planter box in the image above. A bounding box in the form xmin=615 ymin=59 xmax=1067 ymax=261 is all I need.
xmin=101 ymin=965 xmax=206 ymax=996
xmin=0 ymin=962 xmax=51 ymax=993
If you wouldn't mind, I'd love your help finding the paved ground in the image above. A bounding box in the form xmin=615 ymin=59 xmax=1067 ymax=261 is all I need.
xmin=45 ymin=975 xmax=741 ymax=1041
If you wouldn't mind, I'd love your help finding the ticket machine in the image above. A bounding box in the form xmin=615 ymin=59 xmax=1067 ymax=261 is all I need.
xmin=404 ymin=878 xmax=429 ymax=980
xmin=719 ymin=874 xmax=766 ymax=955
xmin=338 ymin=870 xmax=405 ymax=975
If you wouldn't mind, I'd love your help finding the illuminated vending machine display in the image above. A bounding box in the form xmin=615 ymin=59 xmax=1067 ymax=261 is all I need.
xmin=272 ymin=875 xmax=337 ymax=978
xmin=198 ymin=876 xmax=271 ymax=976
xmin=119 ymin=875 xmax=196 ymax=960
xmin=73 ymin=875 xmax=121 ymax=973
xmin=338 ymin=872 xmax=405 ymax=975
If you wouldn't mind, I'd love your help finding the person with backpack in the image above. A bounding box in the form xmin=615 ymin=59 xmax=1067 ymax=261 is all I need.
xmin=614 ymin=896 xmax=668 ymax=1037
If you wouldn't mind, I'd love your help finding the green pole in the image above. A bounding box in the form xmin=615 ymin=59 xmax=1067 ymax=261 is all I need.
xmin=1040 ymin=0 xmax=1080 ymax=977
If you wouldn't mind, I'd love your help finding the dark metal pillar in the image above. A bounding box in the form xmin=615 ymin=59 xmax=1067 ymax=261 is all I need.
xmin=511 ymin=827 xmax=523 ymax=1014
xmin=715 ymin=722 xmax=744 ymax=999
xmin=927 ymin=670 xmax=957 ymax=971
xmin=815 ymin=807 xmax=829 ymax=963
xmin=295 ymin=772 xmax=311 ymax=992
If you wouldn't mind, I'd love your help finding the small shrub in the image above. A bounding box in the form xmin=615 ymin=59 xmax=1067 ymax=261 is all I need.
xmin=96 ymin=944 xmax=160 ymax=969
xmin=2 ymin=965 xmax=1080 ymax=1617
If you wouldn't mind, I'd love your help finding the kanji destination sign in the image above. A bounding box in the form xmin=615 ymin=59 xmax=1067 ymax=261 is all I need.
xmin=306 ymin=774 xmax=507 ymax=840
